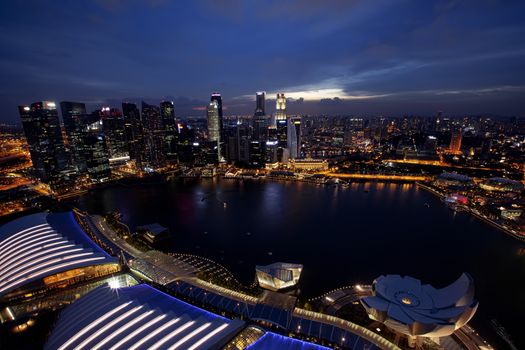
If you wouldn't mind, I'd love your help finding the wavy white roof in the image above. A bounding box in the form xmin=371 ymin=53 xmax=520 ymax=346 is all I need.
xmin=45 ymin=284 xmax=244 ymax=350
xmin=0 ymin=212 xmax=116 ymax=298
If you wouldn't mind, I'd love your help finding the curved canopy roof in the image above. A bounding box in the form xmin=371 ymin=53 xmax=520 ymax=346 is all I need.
xmin=0 ymin=212 xmax=116 ymax=298
xmin=247 ymin=332 xmax=330 ymax=350
xmin=45 ymin=284 xmax=244 ymax=350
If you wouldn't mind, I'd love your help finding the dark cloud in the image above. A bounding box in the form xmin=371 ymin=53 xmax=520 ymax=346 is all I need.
xmin=1 ymin=0 xmax=524 ymax=123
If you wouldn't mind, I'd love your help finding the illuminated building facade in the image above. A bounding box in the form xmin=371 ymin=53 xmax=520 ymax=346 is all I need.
xmin=288 ymin=158 xmax=328 ymax=172
xmin=18 ymin=101 xmax=70 ymax=188
xmin=449 ymin=129 xmax=462 ymax=154
xmin=256 ymin=262 xmax=303 ymax=291
xmin=83 ymin=117 xmax=111 ymax=183
xmin=122 ymin=102 xmax=144 ymax=167
xmin=275 ymin=93 xmax=286 ymax=121
xmin=141 ymin=101 xmax=166 ymax=169
xmin=99 ymin=107 xmax=129 ymax=162
xmin=60 ymin=101 xmax=88 ymax=173
xmin=160 ymin=100 xmax=178 ymax=160
xmin=207 ymin=100 xmax=221 ymax=162
xmin=361 ymin=273 xmax=478 ymax=347
xmin=287 ymin=116 xmax=301 ymax=159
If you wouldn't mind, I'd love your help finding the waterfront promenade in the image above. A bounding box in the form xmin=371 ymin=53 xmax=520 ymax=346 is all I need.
xmin=74 ymin=209 xmax=401 ymax=350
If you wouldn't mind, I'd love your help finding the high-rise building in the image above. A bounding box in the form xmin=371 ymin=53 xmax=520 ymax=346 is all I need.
xmin=60 ymin=101 xmax=88 ymax=173
xmin=122 ymin=102 xmax=144 ymax=167
xmin=207 ymin=100 xmax=221 ymax=162
xmin=99 ymin=107 xmax=128 ymax=163
xmin=141 ymin=101 xmax=166 ymax=169
xmin=287 ymin=116 xmax=301 ymax=159
xmin=255 ymin=91 xmax=265 ymax=116
xmin=253 ymin=92 xmax=268 ymax=142
xmin=160 ymin=101 xmax=178 ymax=161
xmin=275 ymin=93 xmax=286 ymax=121
xmin=210 ymin=92 xmax=223 ymax=135
xmin=449 ymin=129 xmax=462 ymax=154
xmin=18 ymin=101 xmax=70 ymax=187
xmin=83 ymin=116 xmax=111 ymax=182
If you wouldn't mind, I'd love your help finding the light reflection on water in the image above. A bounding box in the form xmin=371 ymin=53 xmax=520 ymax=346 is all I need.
xmin=76 ymin=179 xmax=525 ymax=348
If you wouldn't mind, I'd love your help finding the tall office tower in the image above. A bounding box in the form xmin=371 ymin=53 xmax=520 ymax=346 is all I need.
xmin=99 ymin=107 xmax=128 ymax=162
xmin=122 ymin=102 xmax=144 ymax=167
xmin=160 ymin=101 xmax=178 ymax=160
xmin=252 ymin=92 xmax=269 ymax=142
xmin=83 ymin=116 xmax=111 ymax=182
xmin=255 ymin=92 xmax=265 ymax=116
xmin=265 ymin=126 xmax=279 ymax=164
xmin=141 ymin=101 xmax=166 ymax=169
xmin=275 ymin=93 xmax=286 ymax=120
xmin=449 ymin=129 xmax=463 ymax=154
xmin=210 ymin=93 xmax=223 ymax=134
xmin=287 ymin=116 xmax=301 ymax=159
xmin=18 ymin=101 xmax=70 ymax=187
xmin=60 ymin=101 xmax=88 ymax=173
xmin=207 ymin=100 xmax=221 ymax=162
xmin=249 ymin=141 xmax=265 ymax=168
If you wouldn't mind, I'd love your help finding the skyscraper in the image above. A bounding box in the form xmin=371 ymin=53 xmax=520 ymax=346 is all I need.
xmin=449 ymin=129 xmax=462 ymax=154
xmin=287 ymin=116 xmax=301 ymax=159
xmin=275 ymin=93 xmax=286 ymax=121
xmin=255 ymin=91 xmax=265 ymax=116
xmin=99 ymin=107 xmax=128 ymax=162
xmin=18 ymin=101 xmax=70 ymax=187
xmin=122 ymin=102 xmax=144 ymax=167
xmin=83 ymin=116 xmax=111 ymax=182
xmin=160 ymin=101 xmax=178 ymax=161
xmin=210 ymin=92 xmax=223 ymax=134
xmin=207 ymin=100 xmax=221 ymax=162
xmin=141 ymin=101 xmax=166 ymax=169
xmin=60 ymin=101 xmax=88 ymax=172
xmin=253 ymin=92 xmax=268 ymax=142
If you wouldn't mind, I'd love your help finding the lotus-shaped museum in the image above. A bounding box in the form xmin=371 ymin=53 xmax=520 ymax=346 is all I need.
xmin=360 ymin=273 xmax=478 ymax=338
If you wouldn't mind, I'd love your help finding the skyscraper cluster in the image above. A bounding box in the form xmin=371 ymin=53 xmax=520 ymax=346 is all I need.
xmin=18 ymin=92 xmax=302 ymax=189
xmin=209 ymin=92 xmax=302 ymax=167
xmin=18 ymin=100 xmax=180 ymax=189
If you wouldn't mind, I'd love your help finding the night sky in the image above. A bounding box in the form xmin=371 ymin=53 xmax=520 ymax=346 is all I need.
xmin=1 ymin=0 xmax=524 ymax=122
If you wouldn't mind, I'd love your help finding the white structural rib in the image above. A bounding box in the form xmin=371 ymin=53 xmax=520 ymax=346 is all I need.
xmin=0 ymin=252 xmax=94 ymax=288
xmin=0 ymin=223 xmax=49 ymax=250
xmin=0 ymin=247 xmax=83 ymax=280
xmin=73 ymin=305 xmax=143 ymax=350
xmin=0 ymin=239 xmax=70 ymax=271
xmin=149 ymin=321 xmax=196 ymax=350
xmin=91 ymin=310 xmax=154 ymax=350
xmin=167 ymin=322 xmax=211 ymax=350
xmin=0 ymin=243 xmax=76 ymax=276
xmin=57 ymin=302 xmax=132 ymax=350
xmin=0 ymin=225 xmax=51 ymax=254
xmin=187 ymin=323 xmax=229 ymax=350
xmin=0 ymin=256 xmax=105 ymax=294
xmin=128 ymin=318 xmax=181 ymax=350
xmin=0 ymin=230 xmax=58 ymax=264
xmin=0 ymin=228 xmax=56 ymax=258
xmin=109 ymin=314 xmax=166 ymax=350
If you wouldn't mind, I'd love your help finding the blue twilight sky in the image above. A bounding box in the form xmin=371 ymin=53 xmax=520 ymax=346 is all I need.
xmin=0 ymin=0 xmax=524 ymax=122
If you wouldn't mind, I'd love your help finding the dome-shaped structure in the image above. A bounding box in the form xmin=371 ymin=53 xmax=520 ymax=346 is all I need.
xmin=360 ymin=273 xmax=478 ymax=338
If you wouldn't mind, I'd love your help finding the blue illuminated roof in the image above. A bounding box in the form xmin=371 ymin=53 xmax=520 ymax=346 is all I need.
xmin=46 ymin=283 xmax=245 ymax=350
xmin=247 ymin=332 xmax=330 ymax=350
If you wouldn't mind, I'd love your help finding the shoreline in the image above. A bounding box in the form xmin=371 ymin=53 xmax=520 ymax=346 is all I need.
xmin=416 ymin=182 xmax=525 ymax=242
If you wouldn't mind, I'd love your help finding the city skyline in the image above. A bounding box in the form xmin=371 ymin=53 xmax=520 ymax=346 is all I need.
xmin=1 ymin=1 xmax=525 ymax=123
